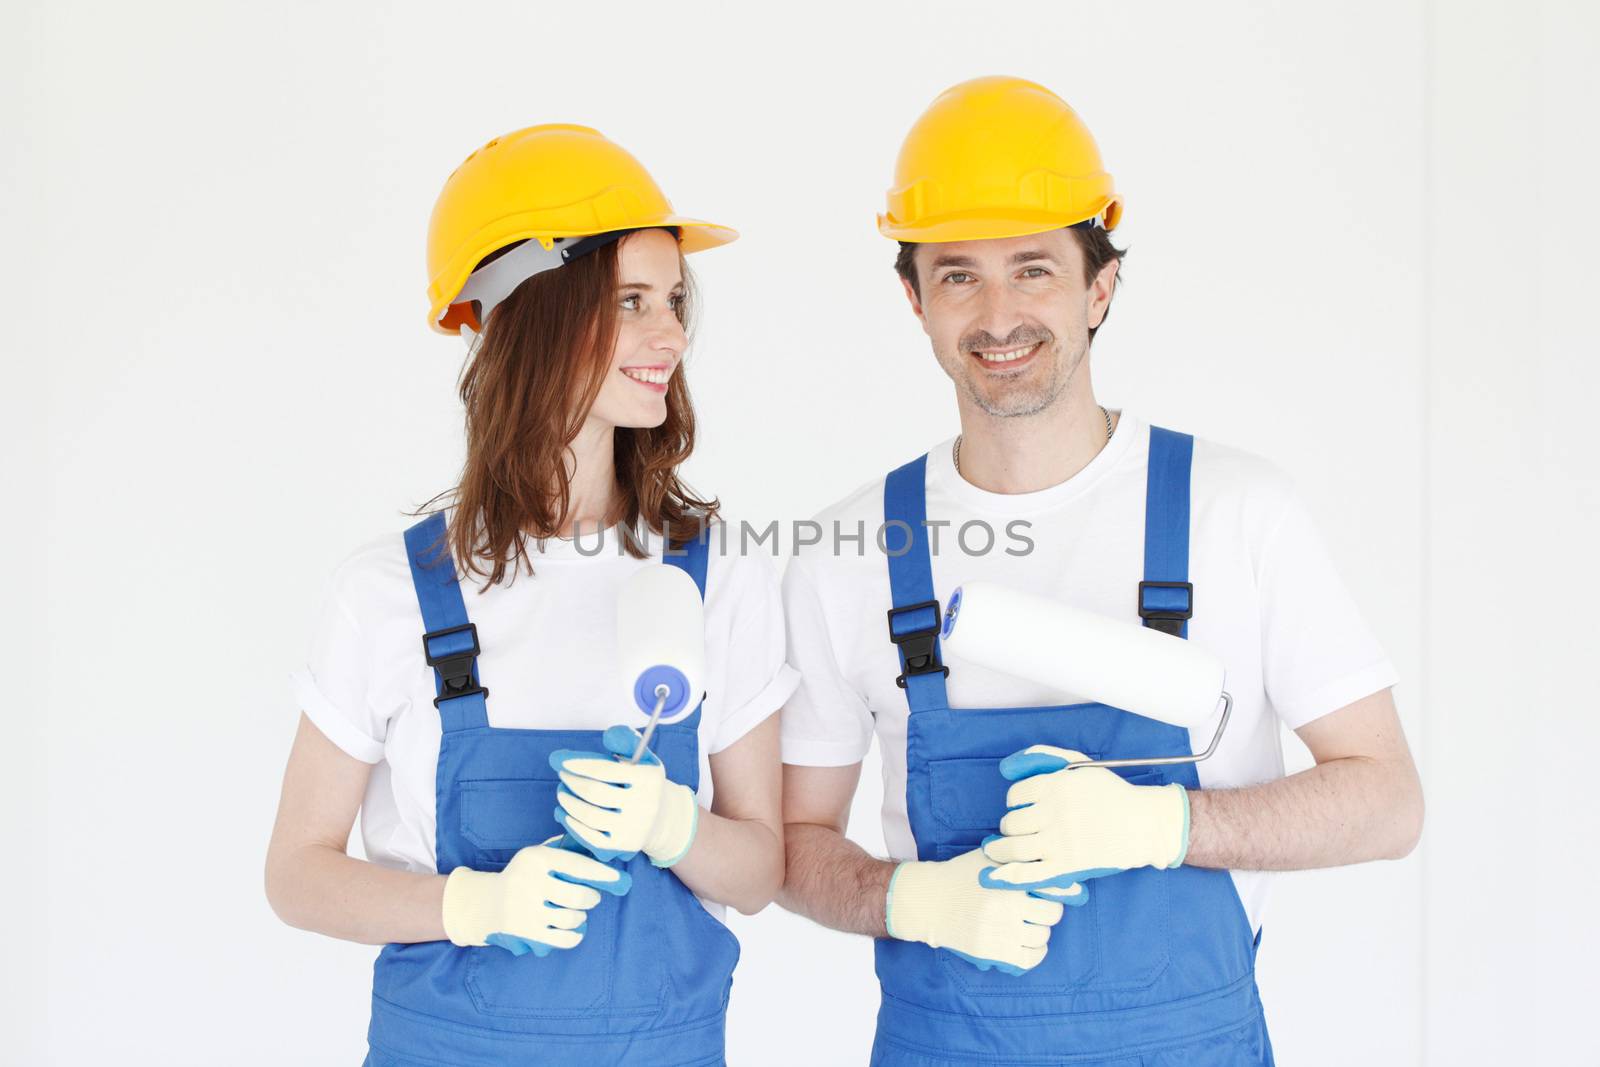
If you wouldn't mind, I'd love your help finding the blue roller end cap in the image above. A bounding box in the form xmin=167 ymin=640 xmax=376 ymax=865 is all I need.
xmin=634 ymin=665 xmax=689 ymax=718
xmin=941 ymin=588 xmax=963 ymax=639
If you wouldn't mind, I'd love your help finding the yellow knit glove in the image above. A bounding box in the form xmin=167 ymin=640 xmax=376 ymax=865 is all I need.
xmin=442 ymin=836 xmax=630 ymax=957
xmin=980 ymin=746 xmax=1189 ymax=891
xmin=552 ymin=726 xmax=699 ymax=868
xmin=886 ymin=847 xmax=1067 ymax=975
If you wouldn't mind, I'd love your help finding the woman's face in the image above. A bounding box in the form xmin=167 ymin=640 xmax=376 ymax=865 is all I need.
xmin=586 ymin=228 xmax=688 ymax=432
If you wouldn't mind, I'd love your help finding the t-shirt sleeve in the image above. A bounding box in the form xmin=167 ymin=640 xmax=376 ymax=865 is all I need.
xmin=1256 ymin=485 xmax=1399 ymax=731
xmin=708 ymin=549 xmax=802 ymax=755
xmin=779 ymin=558 xmax=875 ymax=766
xmin=288 ymin=560 xmax=389 ymax=764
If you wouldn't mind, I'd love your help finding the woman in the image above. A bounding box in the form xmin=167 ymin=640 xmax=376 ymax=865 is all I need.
xmin=265 ymin=124 xmax=797 ymax=1066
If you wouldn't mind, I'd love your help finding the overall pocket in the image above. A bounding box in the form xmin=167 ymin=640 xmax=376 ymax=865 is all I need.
xmin=455 ymin=775 xmax=666 ymax=1022
xmin=922 ymin=761 xmax=1172 ymax=996
xmin=617 ymin=860 xmax=742 ymax=1016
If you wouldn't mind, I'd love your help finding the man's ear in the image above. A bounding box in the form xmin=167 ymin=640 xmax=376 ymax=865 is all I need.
xmin=1087 ymin=258 xmax=1120 ymax=330
xmin=900 ymin=275 xmax=926 ymax=326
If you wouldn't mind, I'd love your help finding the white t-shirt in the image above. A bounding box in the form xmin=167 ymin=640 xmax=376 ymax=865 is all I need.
xmin=780 ymin=412 xmax=1398 ymax=933
xmin=293 ymin=517 xmax=800 ymax=921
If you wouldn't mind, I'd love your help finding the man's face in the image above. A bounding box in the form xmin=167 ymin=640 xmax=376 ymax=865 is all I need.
xmin=903 ymin=229 xmax=1116 ymax=418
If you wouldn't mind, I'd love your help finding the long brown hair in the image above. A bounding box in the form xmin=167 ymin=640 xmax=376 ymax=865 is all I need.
xmin=422 ymin=231 xmax=719 ymax=588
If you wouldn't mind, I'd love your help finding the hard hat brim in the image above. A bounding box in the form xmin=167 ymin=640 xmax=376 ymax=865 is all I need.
xmin=428 ymin=217 xmax=737 ymax=334
xmin=877 ymin=200 xmax=1121 ymax=244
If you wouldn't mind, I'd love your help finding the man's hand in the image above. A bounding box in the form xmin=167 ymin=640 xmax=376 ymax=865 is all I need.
xmin=980 ymin=746 xmax=1189 ymax=891
xmin=887 ymin=847 xmax=1073 ymax=975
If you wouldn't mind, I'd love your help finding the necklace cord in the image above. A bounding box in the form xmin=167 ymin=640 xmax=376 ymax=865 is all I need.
xmin=954 ymin=406 xmax=1112 ymax=476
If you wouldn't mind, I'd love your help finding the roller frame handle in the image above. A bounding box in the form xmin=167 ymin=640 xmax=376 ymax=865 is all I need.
xmin=1064 ymin=692 xmax=1233 ymax=771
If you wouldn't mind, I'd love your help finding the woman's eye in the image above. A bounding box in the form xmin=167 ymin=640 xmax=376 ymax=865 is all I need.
xmin=668 ymin=293 xmax=684 ymax=310
xmin=620 ymin=294 xmax=641 ymax=311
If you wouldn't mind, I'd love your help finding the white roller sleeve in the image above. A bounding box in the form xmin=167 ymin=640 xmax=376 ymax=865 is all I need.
xmin=940 ymin=581 xmax=1225 ymax=729
xmin=616 ymin=564 xmax=706 ymax=723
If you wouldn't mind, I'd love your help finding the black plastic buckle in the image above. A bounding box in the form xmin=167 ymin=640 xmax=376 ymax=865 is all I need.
xmin=886 ymin=600 xmax=949 ymax=688
xmin=422 ymin=623 xmax=488 ymax=707
xmin=1138 ymin=580 xmax=1194 ymax=637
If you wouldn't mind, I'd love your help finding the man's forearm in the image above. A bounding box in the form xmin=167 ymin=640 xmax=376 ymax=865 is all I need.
xmin=1184 ymin=754 xmax=1424 ymax=870
xmin=777 ymin=821 xmax=895 ymax=937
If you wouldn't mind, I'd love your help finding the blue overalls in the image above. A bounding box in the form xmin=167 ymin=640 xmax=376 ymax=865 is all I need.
xmin=363 ymin=513 xmax=740 ymax=1067
xmin=871 ymin=427 xmax=1275 ymax=1066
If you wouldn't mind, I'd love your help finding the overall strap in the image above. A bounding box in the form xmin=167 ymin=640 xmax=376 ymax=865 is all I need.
xmin=662 ymin=523 xmax=710 ymax=598
xmin=662 ymin=522 xmax=710 ymax=726
xmin=884 ymin=455 xmax=950 ymax=714
xmin=1139 ymin=426 xmax=1196 ymax=639
xmin=404 ymin=512 xmax=490 ymax=733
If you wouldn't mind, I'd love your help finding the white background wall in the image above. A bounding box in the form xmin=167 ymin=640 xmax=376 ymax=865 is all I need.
xmin=7 ymin=1 xmax=1596 ymax=1063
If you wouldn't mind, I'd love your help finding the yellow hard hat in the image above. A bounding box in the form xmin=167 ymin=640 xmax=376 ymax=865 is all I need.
xmin=878 ymin=76 xmax=1122 ymax=244
xmin=426 ymin=124 xmax=737 ymax=334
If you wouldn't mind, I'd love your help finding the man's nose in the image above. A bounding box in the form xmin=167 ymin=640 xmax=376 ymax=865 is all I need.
xmin=970 ymin=283 xmax=1028 ymax=345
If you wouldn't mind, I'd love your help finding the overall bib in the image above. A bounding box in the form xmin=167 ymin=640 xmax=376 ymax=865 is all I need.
xmin=364 ymin=514 xmax=740 ymax=1067
xmin=870 ymin=427 xmax=1274 ymax=1067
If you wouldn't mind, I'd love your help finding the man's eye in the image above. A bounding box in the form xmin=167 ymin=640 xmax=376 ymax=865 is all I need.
xmin=1022 ymin=267 xmax=1050 ymax=278
xmin=944 ymin=272 xmax=972 ymax=284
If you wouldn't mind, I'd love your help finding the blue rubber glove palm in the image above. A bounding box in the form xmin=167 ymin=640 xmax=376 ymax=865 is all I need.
xmin=979 ymin=746 xmax=1190 ymax=893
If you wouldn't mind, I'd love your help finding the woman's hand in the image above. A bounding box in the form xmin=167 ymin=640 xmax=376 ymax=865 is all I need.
xmin=266 ymin=714 xmax=456 ymax=946
xmin=551 ymin=726 xmax=700 ymax=867
xmin=442 ymin=836 xmax=631 ymax=956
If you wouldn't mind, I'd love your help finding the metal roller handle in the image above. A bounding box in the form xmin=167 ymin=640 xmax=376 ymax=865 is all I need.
xmin=1066 ymin=692 xmax=1233 ymax=771
xmin=629 ymin=684 xmax=672 ymax=764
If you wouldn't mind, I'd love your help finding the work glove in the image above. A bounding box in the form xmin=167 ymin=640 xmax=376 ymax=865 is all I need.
xmin=980 ymin=746 xmax=1190 ymax=892
xmin=885 ymin=847 xmax=1079 ymax=975
xmin=550 ymin=725 xmax=700 ymax=868
xmin=442 ymin=834 xmax=632 ymax=957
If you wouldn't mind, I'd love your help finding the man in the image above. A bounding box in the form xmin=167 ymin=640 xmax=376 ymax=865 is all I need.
xmin=777 ymin=76 xmax=1423 ymax=1065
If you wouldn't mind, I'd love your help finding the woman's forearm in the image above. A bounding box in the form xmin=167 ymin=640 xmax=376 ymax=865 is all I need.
xmin=267 ymin=808 xmax=783 ymax=944
xmin=669 ymin=808 xmax=784 ymax=916
xmin=266 ymin=841 xmax=447 ymax=946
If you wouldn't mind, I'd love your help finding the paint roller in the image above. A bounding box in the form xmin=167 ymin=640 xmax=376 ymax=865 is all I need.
xmin=939 ymin=581 xmax=1231 ymax=770
xmin=547 ymin=563 xmax=703 ymax=858
xmin=616 ymin=563 xmax=707 ymax=761
xmin=514 ymin=565 xmax=706 ymax=955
